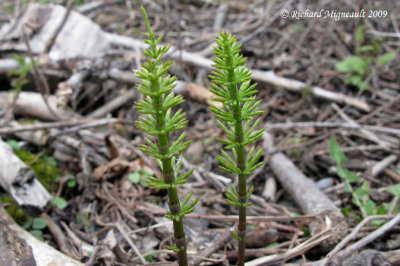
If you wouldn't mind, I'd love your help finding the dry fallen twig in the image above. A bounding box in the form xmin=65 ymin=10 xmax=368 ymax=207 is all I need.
xmin=320 ymin=214 xmax=400 ymax=266
xmin=246 ymin=228 xmax=332 ymax=266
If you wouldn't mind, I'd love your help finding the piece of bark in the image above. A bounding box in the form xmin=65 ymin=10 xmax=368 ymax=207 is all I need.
xmin=341 ymin=249 xmax=391 ymax=266
xmin=0 ymin=207 xmax=83 ymax=266
xmin=269 ymin=152 xmax=348 ymax=250
xmin=385 ymin=249 xmax=400 ymax=265
xmin=0 ymin=138 xmax=51 ymax=216
xmin=0 ymin=92 xmax=80 ymax=121
xmin=0 ymin=215 xmax=37 ymax=266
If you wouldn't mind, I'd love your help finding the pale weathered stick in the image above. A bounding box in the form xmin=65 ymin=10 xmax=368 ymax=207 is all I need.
xmin=88 ymin=90 xmax=138 ymax=118
xmin=213 ymin=3 xmax=228 ymax=32
xmin=0 ymin=118 xmax=121 ymax=135
xmin=335 ymin=214 xmax=400 ymax=260
xmin=0 ymin=207 xmax=83 ymax=266
xmin=246 ymin=229 xmax=332 ymax=266
xmin=104 ymin=32 xmax=370 ymax=112
xmin=265 ymin=121 xmax=400 ymax=137
xmin=371 ymin=155 xmax=398 ymax=178
xmin=0 ymin=92 xmax=80 ymax=121
xmin=320 ymin=214 xmax=398 ymax=266
xmin=266 ymin=132 xmax=348 ymax=250
xmin=108 ymin=68 xmax=222 ymax=108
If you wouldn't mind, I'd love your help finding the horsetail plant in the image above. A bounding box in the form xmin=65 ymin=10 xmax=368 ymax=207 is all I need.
xmin=135 ymin=7 xmax=198 ymax=266
xmin=209 ymin=32 xmax=264 ymax=265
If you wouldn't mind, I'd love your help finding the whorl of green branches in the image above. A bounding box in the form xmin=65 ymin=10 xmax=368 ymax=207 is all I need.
xmin=135 ymin=7 xmax=197 ymax=265
xmin=209 ymin=32 xmax=264 ymax=201
xmin=209 ymin=31 xmax=264 ymax=265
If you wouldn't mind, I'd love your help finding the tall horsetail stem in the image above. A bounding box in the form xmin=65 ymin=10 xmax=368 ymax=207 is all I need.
xmin=209 ymin=32 xmax=264 ymax=265
xmin=135 ymin=7 xmax=198 ymax=266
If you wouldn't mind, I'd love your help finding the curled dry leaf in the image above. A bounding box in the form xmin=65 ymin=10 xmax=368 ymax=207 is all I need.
xmin=93 ymin=157 xmax=130 ymax=181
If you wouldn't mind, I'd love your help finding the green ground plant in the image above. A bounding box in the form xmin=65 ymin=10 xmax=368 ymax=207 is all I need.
xmin=22 ymin=216 xmax=47 ymax=241
xmin=335 ymin=24 xmax=396 ymax=90
xmin=134 ymin=7 xmax=198 ymax=266
xmin=330 ymin=136 xmax=382 ymax=219
xmin=329 ymin=136 xmax=400 ymax=224
xmin=209 ymin=32 xmax=264 ymax=265
xmin=8 ymin=54 xmax=37 ymax=98
xmin=128 ymin=169 xmax=152 ymax=187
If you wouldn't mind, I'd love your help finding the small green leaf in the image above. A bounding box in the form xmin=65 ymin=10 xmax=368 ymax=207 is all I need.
xmin=335 ymin=56 xmax=368 ymax=75
xmin=353 ymin=182 xmax=370 ymax=198
xmin=42 ymin=154 xmax=58 ymax=167
xmin=376 ymin=205 xmax=387 ymax=215
xmin=341 ymin=206 xmax=361 ymax=221
xmin=140 ymin=176 xmax=149 ymax=187
xmin=355 ymin=24 xmax=365 ymax=44
xmin=145 ymin=254 xmax=155 ymax=262
xmin=343 ymin=181 xmax=352 ymax=193
xmin=292 ymin=24 xmax=304 ymax=32
xmin=66 ymin=174 xmax=76 ymax=188
xmin=345 ymin=75 xmax=369 ymax=90
xmin=166 ymin=246 xmax=180 ymax=253
xmin=129 ymin=173 xmax=141 ymax=184
xmin=364 ymin=199 xmax=376 ymax=215
xmin=357 ymin=45 xmax=374 ymax=53
xmin=30 ymin=230 xmax=44 ymax=241
xmin=67 ymin=179 xmax=76 ymax=188
xmin=53 ymin=197 xmax=68 ymax=210
xmin=329 ymin=136 xmax=347 ymax=164
xmin=377 ymin=51 xmax=396 ymax=65
xmin=371 ymin=219 xmax=385 ymax=226
xmin=32 ymin=218 xmax=47 ymax=230
xmin=22 ymin=217 xmax=33 ymax=229
xmin=265 ymin=242 xmax=279 ymax=248
xmin=342 ymin=168 xmax=361 ymax=182
xmin=301 ymin=226 xmax=310 ymax=237
xmin=230 ymin=230 xmax=242 ymax=241
xmin=387 ymin=183 xmax=400 ymax=197
xmin=7 ymin=139 xmax=21 ymax=151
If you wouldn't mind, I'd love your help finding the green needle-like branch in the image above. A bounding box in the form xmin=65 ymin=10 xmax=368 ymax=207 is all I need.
xmin=135 ymin=7 xmax=197 ymax=266
xmin=209 ymin=32 xmax=264 ymax=266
